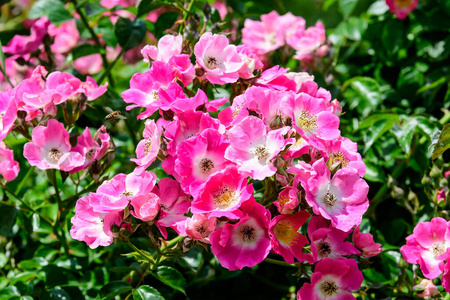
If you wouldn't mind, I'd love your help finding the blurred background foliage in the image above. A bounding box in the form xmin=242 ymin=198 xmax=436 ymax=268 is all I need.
xmin=1 ymin=0 xmax=450 ymax=299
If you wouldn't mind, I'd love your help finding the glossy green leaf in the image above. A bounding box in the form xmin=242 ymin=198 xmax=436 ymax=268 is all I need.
xmin=0 ymin=286 xmax=20 ymax=299
xmin=154 ymin=12 xmax=179 ymax=38
xmin=339 ymin=0 xmax=358 ymax=18
xmin=367 ymin=0 xmax=389 ymax=15
xmin=28 ymin=0 xmax=72 ymax=23
xmin=362 ymin=116 xmax=399 ymax=153
xmin=391 ymin=118 xmax=418 ymax=154
xmin=100 ymin=281 xmax=133 ymax=300
xmin=115 ymin=18 xmax=147 ymax=50
xmin=155 ymin=266 xmax=186 ymax=295
xmin=137 ymin=0 xmax=167 ymax=17
xmin=84 ymin=2 xmax=107 ymax=17
xmin=18 ymin=257 xmax=48 ymax=270
xmin=71 ymin=44 xmax=101 ymax=60
xmin=0 ymin=203 xmax=18 ymax=236
xmin=431 ymin=123 xmax=450 ymax=160
xmin=343 ymin=77 xmax=382 ymax=116
xmin=132 ymin=285 xmax=165 ymax=300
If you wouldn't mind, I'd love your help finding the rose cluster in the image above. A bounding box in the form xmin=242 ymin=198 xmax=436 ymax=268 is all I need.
xmin=0 ymin=64 xmax=109 ymax=182
xmin=242 ymin=11 xmax=328 ymax=67
xmin=401 ymin=217 xmax=450 ymax=295
xmin=67 ymin=31 xmax=381 ymax=299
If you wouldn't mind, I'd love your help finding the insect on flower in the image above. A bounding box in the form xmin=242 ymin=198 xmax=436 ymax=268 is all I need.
xmin=104 ymin=107 xmax=127 ymax=124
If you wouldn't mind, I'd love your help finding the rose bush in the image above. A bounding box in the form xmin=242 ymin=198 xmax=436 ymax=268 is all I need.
xmin=0 ymin=0 xmax=449 ymax=299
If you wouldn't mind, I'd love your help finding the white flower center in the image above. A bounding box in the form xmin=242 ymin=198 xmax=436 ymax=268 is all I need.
xmin=48 ymin=147 xmax=62 ymax=163
xmin=204 ymin=56 xmax=220 ymax=69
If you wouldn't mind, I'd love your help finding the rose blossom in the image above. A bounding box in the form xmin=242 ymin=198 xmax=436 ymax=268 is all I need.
xmin=194 ymin=32 xmax=243 ymax=84
xmin=23 ymin=119 xmax=85 ymax=171
xmin=297 ymin=258 xmax=363 ymax=300
xmin=400 ymin=217 xmax=450 ymax=279
xmin=210 ymin=199 xmax=271 ymax=270
xmin=0 ymin=141 xmax=20 ymax=182
xmin=269 ymin=211 xmax=310 ymax=264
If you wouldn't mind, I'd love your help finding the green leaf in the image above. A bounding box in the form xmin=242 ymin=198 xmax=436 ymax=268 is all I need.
xmin=115 ymin=18 xmax=147 ymax=50
xmin=367 ymin=0 xmax=389 ymax=15
xmin=132 ymin=285 xmax=165 ymax=300
xmin=100 ymin=281 xmax=133 ymax=300
xmin=0 ymin=286 xmax=20 ymax=299
xmin=154 ymin=12 xmax=179 ymax=38
xmin=362 ymin=115 xmax=399 ymax=153
xmin=363 ymin=160 xmax=386 ymax=182
xmin=343 ymin=17 xmax=367 ymax=41
xmin=84 ymin=2 xmax=107 ymax=17
xmin=338 ymin=0 xmax=358 ymax=18
xmin=0 ymin=252 xmax=7 ymax=269
xmin=18 ymin=257 xmax=48 ymax=270
xmin=50 ymin=288 xmax=71 ymax=300
xmin=0 ymin=203 xmax=18 ymax=236
xmin=392 ymin=118 xmax=418 ymax=154
xmin=137 ymin=0 xmax=167 ymax=18
xmin=71 ymin=44 xmax=101 ymax=60
xmin=0 ymin=39 xmax=8 ymax=84
xmin=343 ymin=77 xmax=382 ymax=116
xmin=28 ymin=0 xmax=72 ymax=23
xmin=155 ymin=266 xmax=186 ymax=295
xmin=431 ymin=123 xmax=450 ymax=160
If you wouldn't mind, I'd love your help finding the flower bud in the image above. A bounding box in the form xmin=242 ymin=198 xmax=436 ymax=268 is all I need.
xmin=195 ymin=66 xmax=205 ymax=77
xmin=430 ymin=165 xmax=441 ymax=179
xmin=391 ymin=186 xmax=404 ymax=200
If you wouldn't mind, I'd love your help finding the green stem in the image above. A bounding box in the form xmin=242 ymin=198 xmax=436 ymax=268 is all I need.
xmin=263 ymin=257 xmax=296 ymax=268
xmin=2 ymin=185 xmax=53 ymax=226
xmin=178 ymin=0 xmax=195 ymax=33
xmin=160 ymin=235 xmax=185 ymax=253
xmin=15 ymin=166 xmax=35 ymax=195
xmin=62 ymin=180 xmax=98 ymax=205
xmin=98 ymin=44 xmax=127 ymax=85
xmin=127 ymin=241 xmax=155 ymax=263
xmin=72 ymin=0 xmax=114 ymax=86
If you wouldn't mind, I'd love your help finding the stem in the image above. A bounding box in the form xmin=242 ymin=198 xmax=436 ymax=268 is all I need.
xmin=72 ymin=0 xmax=114 ymax=86
xmin=127 ymin=241 xmax=155 ymax=263
xmin=62 ymin=180 xmax=98 ymax=205
xmin=2 ymin=185 xmax=53 ymax=226
xmin=15 ymin=166 xmax=35 ymax=195
xmin=178 ymin=0 xmax=195 ymax=33
xmin=263 ymin=257 xmax=296 ymax=268
xmin=98 ymin=44 xmax=127 ymax=84
xmin=160 ymin=235 xmax=185 ymax=252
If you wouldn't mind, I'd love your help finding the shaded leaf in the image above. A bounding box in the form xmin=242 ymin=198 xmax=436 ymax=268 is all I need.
xmin=115 ymin=18 xmax=147 ymax=50
xmin=137 ymin=0 xmax=167 ymax=18
xmin=155 ymin=266 xmax=186 ymax=295
xmin=28 ymin=0 xmax=72 ymax=23
xmin=132 ymin=285 xmax=165 ymax=300
xmin=0 ymin=203 xmax=18 ymax=236
xmin=72 ymin=44 xmax=101 ymax=60
xmin=392 ymin=118 xmax=418 ymax=154
xmin=339 ymin=0 xmax=358 ymax=18
xmin=100 ymin=281 xmax=133 ymax=300
xmin=431 ymin=123 xmax=450 ymax=160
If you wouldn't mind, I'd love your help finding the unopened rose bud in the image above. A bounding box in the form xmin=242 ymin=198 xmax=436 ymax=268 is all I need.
xmin=391 ymin=186 xmax=404 ymax=200
xmin=421 ymin=176 xmax=431 ymax=185
xmin=274 ymin=156 xmax=285 ymax=169
xmin=17 ymin=110 xmax=27 ymax=120
xmin=195 ymin=66 xmax=205 ymax=77
xmin=430 ymin=165 xmax=441 ymax=179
